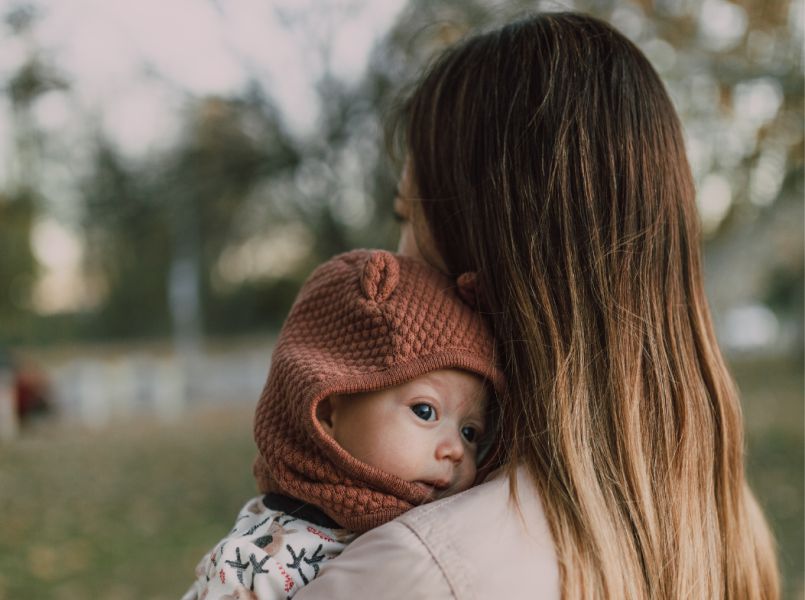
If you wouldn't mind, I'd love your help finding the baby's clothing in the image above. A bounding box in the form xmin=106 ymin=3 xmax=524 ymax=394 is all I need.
xmin=186 ymin=250 xmax=505 ymax=599
xmin=183 ymin=494 xmax=356 ymax=600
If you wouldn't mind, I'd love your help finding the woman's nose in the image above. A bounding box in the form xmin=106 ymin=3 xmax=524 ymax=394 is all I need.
xmin=435 ymin=431 xmax=465 ymax=463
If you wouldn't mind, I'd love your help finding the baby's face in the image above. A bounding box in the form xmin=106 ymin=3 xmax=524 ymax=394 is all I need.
xmin=319 ymin=369 xmax=489 ymax=500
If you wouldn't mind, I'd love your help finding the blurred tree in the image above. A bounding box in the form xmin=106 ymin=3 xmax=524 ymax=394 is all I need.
xmin=79 ymin=89 xmax=302 ymax=339
xmin=161 ymin=89 xmax=301 ymax=336
xmin=80 ymin=138 xmax=173 ymax=338
xmin=0 ymin=188 xmax=37 ymax=340
xmin=0 ymin=3 xmax=67 ymax=342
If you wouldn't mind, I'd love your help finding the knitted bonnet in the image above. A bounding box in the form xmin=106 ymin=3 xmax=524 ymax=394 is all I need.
xmin=253 ymin=249 xmax=504 ymax=533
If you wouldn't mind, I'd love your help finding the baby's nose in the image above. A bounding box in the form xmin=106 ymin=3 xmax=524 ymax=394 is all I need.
xmin=435 ymin=430 xmax=465 ymax=463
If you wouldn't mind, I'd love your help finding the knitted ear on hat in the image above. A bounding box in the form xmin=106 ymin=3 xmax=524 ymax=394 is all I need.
xmin=360 ymin=250 xmax=399 ymax=302
xmin=456 ymin=271 xmax=480 ymax=308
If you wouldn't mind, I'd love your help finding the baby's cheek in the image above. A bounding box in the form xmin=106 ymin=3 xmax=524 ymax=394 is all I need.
xmin=384 ymin=448 xmax=428 ymax=481
xmin=361 ymin=432 xmax=425 ymax=480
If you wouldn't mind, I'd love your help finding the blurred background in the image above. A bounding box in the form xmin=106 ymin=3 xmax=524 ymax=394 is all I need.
xmin=0 ymin=0 xmax=801 ymax=598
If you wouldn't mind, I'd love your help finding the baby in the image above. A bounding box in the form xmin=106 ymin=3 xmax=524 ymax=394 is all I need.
xmin=184 ymin=249 xmax=503 ymax=600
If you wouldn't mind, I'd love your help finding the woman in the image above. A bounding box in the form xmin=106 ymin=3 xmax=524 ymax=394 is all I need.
xmin=296 ymin=12 xmax=779 ymax=599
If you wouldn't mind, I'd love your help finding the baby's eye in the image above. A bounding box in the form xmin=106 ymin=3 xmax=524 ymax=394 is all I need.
xmin=410 ymin=403 xmax=436 ymax=421
xmin=461 ymin=426 xmax=479 ymax=443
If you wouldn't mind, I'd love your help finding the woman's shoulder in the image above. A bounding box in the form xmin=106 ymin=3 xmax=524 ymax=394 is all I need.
xmin=396 ymin=465 xmax=559 ymax=599
xmin=294 ymin=466 xmax=560 ymax=600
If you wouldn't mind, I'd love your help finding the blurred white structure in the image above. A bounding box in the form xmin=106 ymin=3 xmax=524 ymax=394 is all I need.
xmin=47 ymin=344 xmax=270 ymax=429
xmin=719 ymin=304 xmax=781 ymax=354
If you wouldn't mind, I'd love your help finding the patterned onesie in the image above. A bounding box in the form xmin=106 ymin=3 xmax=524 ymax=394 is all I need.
xmin=183 ymin=494 xmax=356 ymax=600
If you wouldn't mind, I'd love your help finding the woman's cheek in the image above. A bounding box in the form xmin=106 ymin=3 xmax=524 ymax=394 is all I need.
xmin=397 ymin=223 xmax=423 ymax=261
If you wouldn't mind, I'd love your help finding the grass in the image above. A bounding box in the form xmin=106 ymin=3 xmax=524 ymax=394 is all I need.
xmin=738 ymin=358 xmax=804 ymax=599
xmin=0 ymin=408 xmax=259 ymax=600
xmin=0 ymin=358 xmax=801 ymax=599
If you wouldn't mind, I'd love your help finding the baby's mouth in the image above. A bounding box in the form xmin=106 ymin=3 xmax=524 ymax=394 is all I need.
xmin=414 ymin=480 xmax=450 ymax=497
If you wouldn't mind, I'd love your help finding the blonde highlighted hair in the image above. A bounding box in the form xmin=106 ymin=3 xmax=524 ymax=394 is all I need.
xmin=398 ymin=12 xmax=779 ymax=599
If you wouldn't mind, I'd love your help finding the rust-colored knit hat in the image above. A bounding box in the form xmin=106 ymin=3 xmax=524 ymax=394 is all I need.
xmin=253 ymin=249 xmax=504 ymax=533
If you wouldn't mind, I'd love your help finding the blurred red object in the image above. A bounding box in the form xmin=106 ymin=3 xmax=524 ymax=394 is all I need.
xmin=14 ymin=363 xmax=50 ymax=417
xmin=0 ymin=349 xmax=50 ymax=421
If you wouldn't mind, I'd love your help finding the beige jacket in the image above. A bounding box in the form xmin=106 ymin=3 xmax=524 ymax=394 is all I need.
xmin=294 ymin=466 xmax=560 ymax=599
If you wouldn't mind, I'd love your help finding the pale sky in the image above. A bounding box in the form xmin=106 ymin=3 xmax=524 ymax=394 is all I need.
xmin=23 ymin=0 xmax=407 ymax=153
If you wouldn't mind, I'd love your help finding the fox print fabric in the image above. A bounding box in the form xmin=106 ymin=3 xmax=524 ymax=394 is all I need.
xmin=183 ymin=496 xmax=355 ymax=600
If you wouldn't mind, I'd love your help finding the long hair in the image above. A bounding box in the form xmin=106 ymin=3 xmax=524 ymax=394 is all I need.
xmin=398 ymin=12 xmax=779 ymax=599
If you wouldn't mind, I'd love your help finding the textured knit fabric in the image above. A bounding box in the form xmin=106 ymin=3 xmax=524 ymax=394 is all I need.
xmin=183 ymin=495 xmax=356 ymax=600
xmin=253 ymin=249 xmax=505 ymax=533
